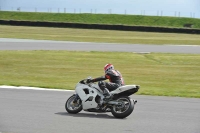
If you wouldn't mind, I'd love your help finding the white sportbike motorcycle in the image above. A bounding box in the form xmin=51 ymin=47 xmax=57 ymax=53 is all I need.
xmin=65 ymin=77 xmax=140 ymax=119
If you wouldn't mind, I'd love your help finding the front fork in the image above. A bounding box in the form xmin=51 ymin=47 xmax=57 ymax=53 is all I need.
xmin=73 ymin=94 xmax=80 ymax=103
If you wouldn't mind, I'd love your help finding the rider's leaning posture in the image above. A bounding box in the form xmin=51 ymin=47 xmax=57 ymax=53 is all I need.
xmin=87 ymin=64 xmax=124 ymax=99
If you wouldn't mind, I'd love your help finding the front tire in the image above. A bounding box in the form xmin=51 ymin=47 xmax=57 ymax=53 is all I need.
xmin=65 ymin=95 xmax=82 ymax=114
xmin=111 ymin=96 xmax=134 ymax=119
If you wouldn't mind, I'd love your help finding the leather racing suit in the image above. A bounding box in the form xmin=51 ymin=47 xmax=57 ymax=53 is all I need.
xmin=91 ymin=69 xmax=124 ymax=92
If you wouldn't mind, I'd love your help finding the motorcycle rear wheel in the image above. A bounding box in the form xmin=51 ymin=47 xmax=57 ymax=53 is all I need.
xmin=65 ymin=95 xmax=82 ymax=114
xmin=111 ymin=96 xmax=134 ymax=119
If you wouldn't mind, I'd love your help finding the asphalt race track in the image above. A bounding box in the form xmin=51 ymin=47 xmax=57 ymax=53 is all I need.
xmin=0 ymin=88 xmax=200 ymax=133
xmin=0 ymin=38 xmax=200 ymax=133
xmin=0 ymin=38 xmax=200 ymax=54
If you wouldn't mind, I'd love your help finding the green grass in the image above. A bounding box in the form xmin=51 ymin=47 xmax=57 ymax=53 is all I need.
xmin=1 ymin=11 xmax=200 ymax=29
xmin=1 ymin=25 xmax=200 ymax=45
xmin=0 ymin=51 xmax=199 ymax=98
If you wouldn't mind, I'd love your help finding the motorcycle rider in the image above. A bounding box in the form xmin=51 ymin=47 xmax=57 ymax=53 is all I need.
xmin=87 ymin=64 xmax=124 ymax=100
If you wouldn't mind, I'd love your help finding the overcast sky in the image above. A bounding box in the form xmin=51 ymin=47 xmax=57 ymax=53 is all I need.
xmin=0 ymin=0 xmax=200 ymax=18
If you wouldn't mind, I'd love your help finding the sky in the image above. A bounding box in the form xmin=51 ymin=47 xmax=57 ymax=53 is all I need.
xmin=0 ymin=0 xmax=200 ymax=18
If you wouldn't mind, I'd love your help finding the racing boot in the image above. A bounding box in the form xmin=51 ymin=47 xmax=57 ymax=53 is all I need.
xmin=103 ymin=88 xmax=112 ymax=100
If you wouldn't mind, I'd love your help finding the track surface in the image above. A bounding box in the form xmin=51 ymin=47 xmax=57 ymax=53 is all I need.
xmin=0 ymin=38 xmax=200 ymax=133
xmin=0 ymin=88 xmax=200 ymax=133
xmin=0 ymin=38 xmax=200 ymax=54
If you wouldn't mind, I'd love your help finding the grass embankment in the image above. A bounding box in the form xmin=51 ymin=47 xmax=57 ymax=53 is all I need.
xmin=0 ymin=51 xmax=199 ymax=98
xmin=0 ymin=11 xmax=200 ymax=29
xmin=1 ymin=25 xmax=200 ymax=45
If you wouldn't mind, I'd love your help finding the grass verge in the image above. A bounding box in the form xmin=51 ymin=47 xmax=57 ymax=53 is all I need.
xmin=0 ymin=25 xmax=200 ymax=45
xmin=0 ymin=51 xmax=199 ymax=98
xmin=0 ymin=11 xmax=200 ymax=29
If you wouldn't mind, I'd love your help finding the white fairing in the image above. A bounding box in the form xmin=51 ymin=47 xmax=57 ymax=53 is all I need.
xmin=110 ymin=85 xmax=138 ymax=95
xmin=75 ymin=80 xmax=138 ymax=110
xmin=75 ymin=83 xmax=104 ymax=110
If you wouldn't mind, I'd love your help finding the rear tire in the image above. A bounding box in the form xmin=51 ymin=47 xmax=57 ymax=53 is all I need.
xmin=111 ymin=96 xmax=134 ymax=119
xmin=65 ymin=95 xmax=82 ymax=114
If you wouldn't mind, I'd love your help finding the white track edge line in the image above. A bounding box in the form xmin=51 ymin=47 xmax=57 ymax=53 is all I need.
xmin=0 ymin=85 xmax=74 ymax=92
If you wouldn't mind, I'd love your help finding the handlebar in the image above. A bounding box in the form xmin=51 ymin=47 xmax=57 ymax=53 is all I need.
xmin=79 ymin=78 xmax=94 ymax=87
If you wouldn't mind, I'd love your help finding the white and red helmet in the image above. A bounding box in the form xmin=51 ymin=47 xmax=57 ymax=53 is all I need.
xmin=104 ymin=64 xmax=114 ymax=73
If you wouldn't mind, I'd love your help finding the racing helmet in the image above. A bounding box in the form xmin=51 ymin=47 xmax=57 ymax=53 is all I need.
xmin=104 ymin=64 xmax=114 ymax=73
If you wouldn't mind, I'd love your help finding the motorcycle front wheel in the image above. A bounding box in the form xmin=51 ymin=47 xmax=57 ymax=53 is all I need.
xmin=111 ymin=96 xmax=134 ymax=119
xmin=65 ymin=95 xmax=82 ymax=114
